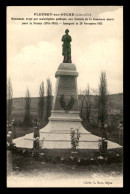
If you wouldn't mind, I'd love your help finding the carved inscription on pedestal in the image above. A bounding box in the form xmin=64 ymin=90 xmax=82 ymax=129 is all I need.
xmin=58 ymin=76 xmax=76 ymax=94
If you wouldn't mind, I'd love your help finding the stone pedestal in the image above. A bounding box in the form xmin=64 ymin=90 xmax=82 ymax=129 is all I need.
xmin=42 ymin=63 xmax=83 ymax=130
xmin=40 ymin=63 xmax=85 ymax=132
xmin=39 ymin=62 xmax=90 ymax=149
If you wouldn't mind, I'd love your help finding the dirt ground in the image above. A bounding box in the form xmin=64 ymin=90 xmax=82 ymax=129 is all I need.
xmin=7 ymin=149 xmax=123 ymax=187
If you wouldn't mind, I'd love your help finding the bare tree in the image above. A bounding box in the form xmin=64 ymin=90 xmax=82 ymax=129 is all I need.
xmin=79 ymin=85 xmax=91 ymax=130
xmin=38 ymin=81 xmax=44 ymax=127
xmin=23 ymin=88 xmax=32 ymax=127
xmin=98 ymin=72 xmax=108 ymax=138
xmin=91 ymin=88 xmax=99 ymax=96
xmin=79 ymin=89 xmax=87 ymax=119
xmin=46 ymin=78 xmax=52 ymax=122
xmin=7 ymin=78 xmax=13 ymax=122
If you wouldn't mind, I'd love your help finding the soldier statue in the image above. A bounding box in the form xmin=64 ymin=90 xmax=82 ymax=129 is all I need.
xmin=62 ymin=29 xmax=72 ymax=63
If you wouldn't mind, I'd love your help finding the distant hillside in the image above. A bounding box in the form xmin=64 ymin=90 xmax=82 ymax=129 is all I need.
xmin=11 ymin=93 xmax=123 ymax=120
xmin=107 ymin=93 xmax=123 ymax=110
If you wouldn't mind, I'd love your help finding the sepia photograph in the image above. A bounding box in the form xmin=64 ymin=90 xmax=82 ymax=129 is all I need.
xmin=7 ymin=6 xmax=123 ymax=187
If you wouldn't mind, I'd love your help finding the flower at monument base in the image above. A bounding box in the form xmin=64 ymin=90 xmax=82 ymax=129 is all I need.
xmin=71 ymin=128 xmax=80 ymax=149
xmin=61 ymin=156 xmax=65 ymax=161
xmin=33 ymin=137 xmax=40 ymax=142
xmin=22 ymin=149 xmax=25 ymax=153
xmin=8 ymin=131 xmax=12 ymax=135
xmin=78 ymin=158 xmax=81 ymax=162
xmin=41 ymin=162 xmax=45 ymax=165
xmin=35 ymin=137 xmax=40 ymax=141
xmin=7 ymin=134 xmax=10 ymax=138
xmin=97 ymin=156 xmax=104 ymax=160
xmin=39 ymin=153 xmax=44 ymax=156
xmin=98 ymin=141 xmax=102 ymax=148
xmin=70 ymin=155 xmax=74 ymax=160
xmin=39 ymin=137 xmax=45 ymax=149
xmin=98 ymin=138 xmax=107 ymax=151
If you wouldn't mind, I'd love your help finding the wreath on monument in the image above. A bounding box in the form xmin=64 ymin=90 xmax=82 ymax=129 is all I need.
xmin=60 ymin=94 xmax=75 ymax=111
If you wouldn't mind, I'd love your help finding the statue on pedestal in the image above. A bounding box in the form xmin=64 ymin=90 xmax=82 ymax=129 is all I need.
xmin=62 ymin=29 xmax=72 ymax=63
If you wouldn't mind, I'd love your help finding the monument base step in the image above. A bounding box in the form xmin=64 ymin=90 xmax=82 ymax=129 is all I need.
xmin=13 ymin=112 xmax=122 ymax=150
xmin=13 ymin=128 xmax=122 ymax=150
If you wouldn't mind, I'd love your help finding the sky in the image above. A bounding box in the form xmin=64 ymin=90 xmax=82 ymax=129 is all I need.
xmin=7 ymin=6 xmax=123 ymax=97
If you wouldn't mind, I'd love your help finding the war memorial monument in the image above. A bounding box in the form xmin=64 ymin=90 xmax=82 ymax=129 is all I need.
xmin=13 ymin=29 xmax=121 ymax=151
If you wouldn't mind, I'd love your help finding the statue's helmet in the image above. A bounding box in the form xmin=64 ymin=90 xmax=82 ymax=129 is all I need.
xmin=65 ymin=29 xmax=69 ymax=33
